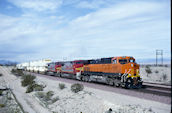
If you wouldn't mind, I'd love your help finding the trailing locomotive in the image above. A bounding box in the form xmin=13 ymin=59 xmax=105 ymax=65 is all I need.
xmin=46 ymin=56 xmax=142 ymax=88
xmin=47 ymin=60 xmax=86 ymax=78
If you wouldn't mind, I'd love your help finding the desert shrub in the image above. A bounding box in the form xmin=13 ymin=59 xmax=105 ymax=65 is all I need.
xmin=37 ymin=91 xmax=54 ymax=101
xmin=145 ymin=65 xmax=150 ymax=68
xmin=59 ymin=83 xmax=65 ymax=90
xmin=148 ymin=108 xmax=152 ymax=112
xmin=11 ymin=69 xmax=24 ymax=76
xmin=17 ymin=69 xmax=24 ymax=76
xmin=145 ymin=66 xmax=152 ymax=74
xmin=44 ymin=91 xmax=54 ymax=102
xmin=0 ymin=73 xmax=2 ymax=77
xmin=33 ymin=84 xmax=44 ymax=91
xmin=46 ymin=91 xmax=54 ymax=98
xmin=71 ymin=83 xmax=84 ymax=93
xmin=21 ymin=74 xmax=36 ymax=87
xmin=36 ymin=92 xmax=45 ymax=99
xmin=0 ymin=90 xmax=3 ymax=95
xmin=36 ymin=91 xmax=59 ymax=104
xmin=11 ymin=69 xmax=16 ymax=73
xmin=41 ymin=92 xmax=51 ymax=101
xmin=0 ymin=104 xmax=5 ymax=108
xmin=26 ymin=84 xmax=34 ymax=93
xmin=37 ymin=91 xmax=53 ymax=100
xmin=162 ymin=74 xmax=167 ymax=81
xmin=51 ymin=97 xmax=59 ymax=103
xmin=155 ymin=70 xmax=159 ymax=73
xmin=26 ymin=83 xmax=44 ymax=93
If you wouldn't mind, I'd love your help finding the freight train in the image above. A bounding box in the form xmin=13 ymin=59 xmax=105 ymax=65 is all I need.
xmin=46 ymin=56 xmax=142 ymax=88
xmin=16 ymin=56 xmax=142 ymax=88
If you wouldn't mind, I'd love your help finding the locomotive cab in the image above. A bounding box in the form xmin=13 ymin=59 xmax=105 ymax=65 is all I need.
xmin=113 ymin=56 xmax=142 ymax=88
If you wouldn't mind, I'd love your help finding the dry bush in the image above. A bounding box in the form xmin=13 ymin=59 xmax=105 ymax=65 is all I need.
xmin=11 ymin=69 xmax=16 ymax=73
xmin=59 ymin=83 xmax=65 ymax=90
xmin=21 ymin=74 xmax=45 ymax=93
xmin=37 ymin=91 xmax=54 ymax=101
xmin=155 ymin=70 xmax=159 ymax=73
xmin=34 ymin=84 xmax=44 ymax=91
xmin=46 ymin=91 xmax=54 ymax=98
xmin=26 ymin=84 xmax=44 ymax=93
xmin=51 ymin=97 xmax=59 ymax=103
xmin=21 ymin=74 xmax=36 ymax=87
xmin=36 ymin=91 xmax=58 ymax=104
xmin=145 ymin=66 xmax=152 ymax=74
xmin=162 ymin=74 xmax=167 ymax=81
xmin=11 ymin=69 xmax=24 ymax=76
xmin=71 ymin=83 xmax=84 ymax=93
xmin=145 ymin=65 xmax=150 ymax=68
xmin=36 ymin=92 xmax=45 ymax=99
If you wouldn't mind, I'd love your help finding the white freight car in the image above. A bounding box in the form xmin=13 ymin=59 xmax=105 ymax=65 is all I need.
xmin=16 ymin=59 xmax=51 ymax=74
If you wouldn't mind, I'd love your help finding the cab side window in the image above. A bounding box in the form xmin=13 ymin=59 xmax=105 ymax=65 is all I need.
xmin=113 ymin=59 xmax=117 ymax=64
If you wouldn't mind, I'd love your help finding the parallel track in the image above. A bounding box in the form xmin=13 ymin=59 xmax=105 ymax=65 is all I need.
xmin=139 ymin=82 xmax=171 ymax=97
xmin=134 ymin=85 xmax=171 ymax=97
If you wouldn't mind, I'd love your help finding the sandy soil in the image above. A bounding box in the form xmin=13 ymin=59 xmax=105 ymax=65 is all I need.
xmin=0 ymin=66 xmax=171 ymax=113
xmin=140 ymin=65 xmax=171 ymax=84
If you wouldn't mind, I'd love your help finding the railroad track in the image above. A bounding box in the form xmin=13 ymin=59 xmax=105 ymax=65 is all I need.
xmin=143 ymin=81 xmax=171 ymax=88
xmin=138 ymin=82 xmax=171 ymax=97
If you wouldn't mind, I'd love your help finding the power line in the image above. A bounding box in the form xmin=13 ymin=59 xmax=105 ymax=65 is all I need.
xmin=156 ymin=50 xmax=163 ymax=66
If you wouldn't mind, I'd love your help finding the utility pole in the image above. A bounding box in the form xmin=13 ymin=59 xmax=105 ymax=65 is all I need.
xmin=156 ymin=50 xmax=163 ymax=66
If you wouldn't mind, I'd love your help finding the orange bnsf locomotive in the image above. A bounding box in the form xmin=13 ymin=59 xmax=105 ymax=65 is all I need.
xmin=47 ymin=56 xmax=142 ymax=88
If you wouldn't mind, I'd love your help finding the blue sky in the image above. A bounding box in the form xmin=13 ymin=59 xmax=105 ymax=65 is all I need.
xmin=0 ymin=0 xmax=171 ymax=63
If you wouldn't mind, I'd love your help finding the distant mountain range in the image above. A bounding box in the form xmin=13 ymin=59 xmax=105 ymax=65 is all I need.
xmin=0 ymin=60 xmax=18 ymax=65
xmin=137 ymin=58 xmax=171 ymax=64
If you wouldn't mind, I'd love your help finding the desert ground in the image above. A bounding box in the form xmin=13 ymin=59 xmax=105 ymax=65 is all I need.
xmin=0 ymin=66 xmax=171 ymax=113
xmin=140 ymin=65 xmax=171 ymax=85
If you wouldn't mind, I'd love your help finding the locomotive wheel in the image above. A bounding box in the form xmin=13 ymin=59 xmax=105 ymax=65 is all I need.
xmin=83 ymin=76 xmax=87 ymax=82
xmin=59 ymin=72 xmax=62 ymax=77
xmin=114 ymin=83 xmax=120 ymax=87
xmin=85 ymin=76 xmax=90 ymax=82
xmin=80 ymin=76 xmax=83 ymax=81
xmin=125 ymin=78 xmax=133 ymax=89
xmin=135 ymin=82 xmax=142 ymax=89
xmin=106 ymin=78 xmax=114 ymax=86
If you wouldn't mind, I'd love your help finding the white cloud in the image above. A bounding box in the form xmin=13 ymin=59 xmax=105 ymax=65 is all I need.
xmin=0 ymin=0 xmax=171 ymax=62
xmin=7 ymin=0 xmax=63 ymax=11
xmin=76 ymin=0 xmax=106 ymax=9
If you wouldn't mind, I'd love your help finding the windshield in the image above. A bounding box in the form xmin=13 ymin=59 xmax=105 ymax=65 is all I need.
xmin=119 ymin=59 xmax=128 ymax=64
xmin=129 ymin=59 xmax=135 ymax=63
xmin=76 ymin=62 xmax=83 ymax=64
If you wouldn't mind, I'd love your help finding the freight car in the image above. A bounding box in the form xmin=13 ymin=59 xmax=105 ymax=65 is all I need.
xmin=46 ymin=56 xmax=142 ymax=88
xmin=19 ymin=59 xmax=51 ymax=74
